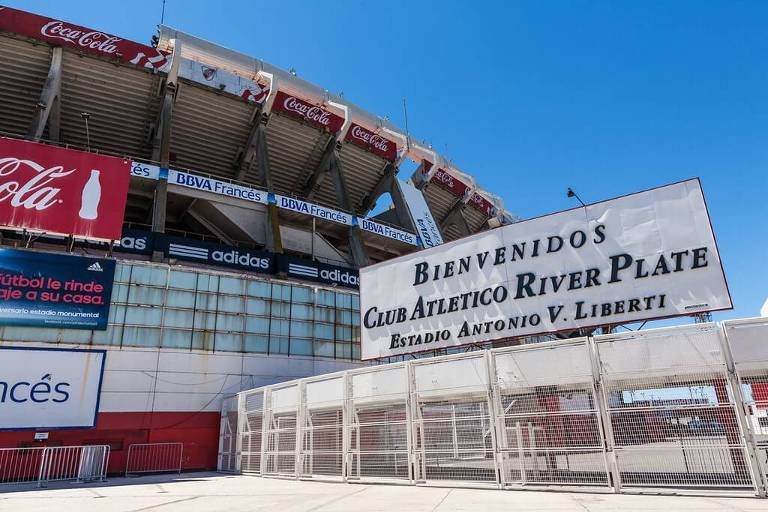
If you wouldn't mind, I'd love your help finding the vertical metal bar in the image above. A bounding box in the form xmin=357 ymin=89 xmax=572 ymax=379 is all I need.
xmin=482 ymin=351 xmax=503 ymax=488
xmin=720 ymin=325 xmax=767 ymax=497
xmin=587 ymin=336 xmax=622 ymax=493
xmin=235 ymin=392 xmax=245 ymax=473
xmin=342 ymin=371 xmax=350 ymax=482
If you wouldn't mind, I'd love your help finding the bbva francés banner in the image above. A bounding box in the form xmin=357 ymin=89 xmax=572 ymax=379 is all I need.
xmin=360 ymin=179 xmax=732 ymax=360
xmin=0 ymin=347 xmax=105 ymax=429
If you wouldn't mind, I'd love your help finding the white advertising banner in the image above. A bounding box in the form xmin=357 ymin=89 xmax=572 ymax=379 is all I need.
xmin=0 ymin=347 xmax=106 ymax=429
xmin=360 ymin=179 xmax=732 ymax=360
xmin=398 ymin=179 xmax=444 ymax=248
xmin=275 ymin=195 xmax=352 ymax=226
xmin=130 ymin=161 xmax=419 ymax=245
xmin=358 ymin=217 xmax=419 ymax=246
xmin=169 ymin=170 xmax=268 ymax=205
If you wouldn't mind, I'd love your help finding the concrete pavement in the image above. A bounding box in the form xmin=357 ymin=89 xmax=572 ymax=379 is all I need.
xmin=0 ymin=472 xmax=765 ymax=512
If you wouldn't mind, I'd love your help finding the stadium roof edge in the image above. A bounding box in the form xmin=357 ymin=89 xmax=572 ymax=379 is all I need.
xmin=156 ymin=25 xmax=514 ymax=224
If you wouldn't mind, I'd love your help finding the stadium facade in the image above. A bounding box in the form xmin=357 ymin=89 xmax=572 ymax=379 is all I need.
xmin=0 ymin=6 xmax=517 ymax=473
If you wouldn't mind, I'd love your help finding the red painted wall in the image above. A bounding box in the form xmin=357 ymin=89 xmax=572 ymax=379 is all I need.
xmin=0 ymin=411 xmax=220 ymax=475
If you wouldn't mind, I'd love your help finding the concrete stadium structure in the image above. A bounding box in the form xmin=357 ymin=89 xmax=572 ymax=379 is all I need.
xmin=0 ymin=5 xmax=515 ymax=474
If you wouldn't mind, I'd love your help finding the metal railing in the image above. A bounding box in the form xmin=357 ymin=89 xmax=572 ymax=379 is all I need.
xmin=220 ymin=318 xmax=768 ymax=497
xmin=125 ymin=443 xmax=184 ymax=476
xmin=0 ymin=445 xmax=109 ymax=487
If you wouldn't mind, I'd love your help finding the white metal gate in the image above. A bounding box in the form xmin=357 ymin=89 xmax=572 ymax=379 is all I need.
xmin=219 ymin=318 xmax=768 ymax=497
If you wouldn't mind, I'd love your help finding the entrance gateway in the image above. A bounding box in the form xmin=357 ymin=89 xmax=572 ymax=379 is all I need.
xmin=222 ymin=180 xmax=767 ymax=496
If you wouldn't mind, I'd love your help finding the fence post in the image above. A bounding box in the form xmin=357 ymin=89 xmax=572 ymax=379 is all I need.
xmin=260 ymin=388 xmax=271 ymax=475
xmin=406 ymin=361 xmax=422 ymax=483
xmin=342 ymin=371 xmax=351 ymax=483
xmin=295 ymin=380 xmax=306 ymax=479
xmin=719 ymin=325 xmax=767 ymax=497
xmin=37 ymin=447 xmax=48 ymax=488
xmin=235 ymin=392 xmax=246 ymax=473
xmin=587 ymin=336 xmax=622 ymax=493
xmin=484 ymin=350 xmax=505 ymax=489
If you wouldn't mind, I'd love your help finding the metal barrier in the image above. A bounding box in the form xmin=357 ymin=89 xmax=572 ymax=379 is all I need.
xmin=125 ymin=443 xmax=184 ymax=476
xmin=219 ymin=318 xmax=768 ymax=497
xmin=0 ymin=445 xmax=109 ymax=487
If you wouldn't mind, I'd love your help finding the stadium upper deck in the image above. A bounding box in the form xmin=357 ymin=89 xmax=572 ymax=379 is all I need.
xmin=0 ymin=5 xmax=516 ymax=268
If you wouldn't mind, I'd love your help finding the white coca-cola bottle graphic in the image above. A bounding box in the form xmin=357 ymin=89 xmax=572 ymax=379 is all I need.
xmin=78 ymin=169 xmax=101 ymax=220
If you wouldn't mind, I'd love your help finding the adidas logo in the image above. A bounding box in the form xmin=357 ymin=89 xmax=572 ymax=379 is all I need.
xmin=87 ymin=262 xmax=103 ymax=272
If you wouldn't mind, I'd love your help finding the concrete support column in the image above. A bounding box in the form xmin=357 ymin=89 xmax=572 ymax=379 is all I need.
xmin=27 ymin=47 xmax=62 ymax=142
xmin=328 ymin=151 xmax=369 ymax=267
xmin=150 ymin=84 xmax=175 ymax=238
xmin=440 ymin=199 xmax=471 ymax=236
xmin=255 ymin=118 xmax=283 ymax=254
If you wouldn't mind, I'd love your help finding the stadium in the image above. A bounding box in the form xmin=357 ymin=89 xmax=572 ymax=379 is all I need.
xmin=0 ymin=5 xmax=514 ymax=474
xmin=0 ymin=5 xmax=767 ymax=499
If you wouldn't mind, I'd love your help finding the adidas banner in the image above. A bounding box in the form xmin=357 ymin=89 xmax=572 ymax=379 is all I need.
xmin=0 ymin=248 xmax=115 ymax=330
xmin=154 ymin=235 xmax=275 ymax=274
xmin=278 ymin=255 xmax=359 ymax=289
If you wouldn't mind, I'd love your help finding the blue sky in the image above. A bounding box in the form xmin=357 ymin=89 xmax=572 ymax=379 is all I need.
xmin=9 ymin=0 xmax=767 ymax=320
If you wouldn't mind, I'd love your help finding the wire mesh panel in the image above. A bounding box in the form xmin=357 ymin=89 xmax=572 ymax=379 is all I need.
xmin=348 ymin=365 xmax=411 ymax=481
xmin=263 ymin=385 xmax=299 ymax=476
xmin=412 ymin=354 xmax=498 ymax=485
xmin=300 ymin=376 xmax=345 ymax=479
xmin=225 ymin=320 xmax=768 ymax=496
xmin=596 ymin=324 xmax=753 ymax=489
xmin=241 ymin=390 xmax=264 ymax=474
xmin=218 ymin=396 xmax=239 ymax=472
xmin=725 ymin=317 xmax=768 ymax=492
xmin=493 ymin=340 xmax=610 ymax=487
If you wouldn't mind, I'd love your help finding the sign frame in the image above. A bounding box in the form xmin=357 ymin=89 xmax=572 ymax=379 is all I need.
xmin=0 ymin=346 xmax=106 ymax=431
xmin=359 ymin=178 xmax=733 ymax=360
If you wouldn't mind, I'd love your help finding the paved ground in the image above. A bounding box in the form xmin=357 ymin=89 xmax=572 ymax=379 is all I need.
xmin=0 ymin=472 xmax=766 ymax=512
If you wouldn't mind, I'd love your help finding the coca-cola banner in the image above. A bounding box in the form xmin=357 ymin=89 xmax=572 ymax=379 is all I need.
xmin=0 ymin=6 xmax=170 ymax=71
xmin=0 ymin=138 xmax=130 ymax=241
xmin=469 ymin=192 xmax=496 ymax=217
xmin=430 ymin=168 xmax=470 ymax=198
xmin=272 ymin=91 xmax=344 ymax=132
xmin=344 ymin=124 xmax=397 ymax=161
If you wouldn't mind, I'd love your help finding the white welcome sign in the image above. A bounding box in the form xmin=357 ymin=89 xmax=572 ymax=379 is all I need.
xmin=360 ymin=179 xmax=732 ymax=359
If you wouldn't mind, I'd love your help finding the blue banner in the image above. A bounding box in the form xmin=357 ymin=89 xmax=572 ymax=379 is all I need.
xmin=0 ymin=248 xmax=115 ymax=330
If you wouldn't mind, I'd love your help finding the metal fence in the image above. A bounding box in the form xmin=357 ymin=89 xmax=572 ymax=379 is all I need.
xmin=125 ymin=443 xmax=184 ymax=476
xmin=219 ymin=318 xmax=768 ymax=496
xmin=0 ymin=445 xmax=110 ymax=487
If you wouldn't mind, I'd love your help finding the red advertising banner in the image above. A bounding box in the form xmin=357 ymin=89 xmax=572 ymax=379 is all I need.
xmin=344 ymin=123 xmax=397 ymax=161
xmin=0 ymin=6 xmax=170 ymax=71
xmin=468 ymin=192 xmax=496 ymax=217
xmin=430 ymin=168 xmax=470 ymax=197
xmin=272 ymin=91 xmax=344 ymax=132
xmin=0 ymin=138 xmax=130 ymax=240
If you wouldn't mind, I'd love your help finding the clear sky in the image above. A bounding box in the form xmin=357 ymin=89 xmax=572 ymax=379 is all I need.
xmin=8 ymin=0 xmax=767 ymax=320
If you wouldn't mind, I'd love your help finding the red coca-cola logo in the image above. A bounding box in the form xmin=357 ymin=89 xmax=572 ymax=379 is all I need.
xmin=40 ymin=21 xmax=121 ymax=55
xmin=283 ymin=96 xmax=332 ymax=126
xmin=272 ymin=92 xmax=344 ymax=132
xmin=0 ymin=158 xmax=74 ymax=211
xmin=345 ymin=124 xmax=396 ymax=161
xmin=434 ymin=169 xmax=454 ymax=188
xmin=350 ymin=126 xmax=390 ymax=152
xmin=0 ymin=138 xmax=130 ymax=241
xmin=0 ymin=7 xmax=170 ymax=71
xmin=470 ymin=193 xmax=495 ymax=216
